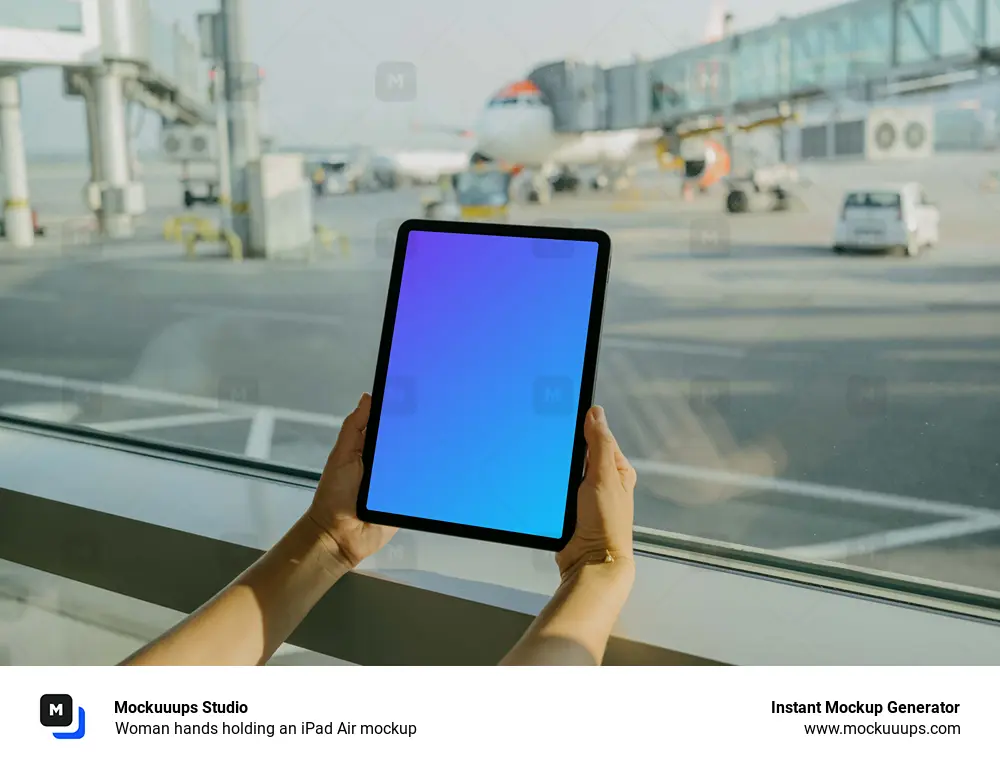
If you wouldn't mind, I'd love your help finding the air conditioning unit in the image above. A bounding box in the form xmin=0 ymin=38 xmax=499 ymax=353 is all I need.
xmin=161 ymin=125 xmax=218 ymax=163
xmin=866 ymin=106 xmax=934 ymax=161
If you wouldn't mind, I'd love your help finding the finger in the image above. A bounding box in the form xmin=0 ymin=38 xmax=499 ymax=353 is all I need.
xmin=616 ymin=451 xmax=638 ymax=491
xmin=329 ymin=393 xmax=371 ymax=462
xmin=583 ymin=406 xmax=621 ymax=485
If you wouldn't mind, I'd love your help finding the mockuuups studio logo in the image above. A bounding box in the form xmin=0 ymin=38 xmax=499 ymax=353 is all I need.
xmin=690 ymin=218 xmax=730 ymax=256
xmin=375 ymin=62 xmax=416 ymax=102
xmin=40 ymin=694 xmax=86 ymax=739
xmin=533 ymin=376 xmax=575 ymax=415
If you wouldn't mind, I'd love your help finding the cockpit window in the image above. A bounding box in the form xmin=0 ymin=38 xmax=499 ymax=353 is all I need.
xmin=487 ymin=87 xmax=548 ymax=108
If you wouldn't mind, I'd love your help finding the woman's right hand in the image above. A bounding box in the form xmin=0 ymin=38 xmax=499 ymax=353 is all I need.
xmin=557 ymin=405 xmax=637 ymax=581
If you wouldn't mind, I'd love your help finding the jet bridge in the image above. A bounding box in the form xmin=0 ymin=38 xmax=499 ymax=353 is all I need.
xmin=0 ymin=0 xmax=214 ymax=246
xmin=528 ymin=0 xmax=1000 ymax=135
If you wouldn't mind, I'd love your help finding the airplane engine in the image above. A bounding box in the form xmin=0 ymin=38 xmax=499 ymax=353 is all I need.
xmin=681 ymin=138 xmax=731 ymax=193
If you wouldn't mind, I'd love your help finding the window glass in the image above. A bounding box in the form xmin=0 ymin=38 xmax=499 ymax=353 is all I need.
xmin=0 ymin=0 xmax=82 ymax=32
xmin=844 ymin=192 xmax=901 ymax=207
xmin=1 ymin=0 xmax=998 ymax=608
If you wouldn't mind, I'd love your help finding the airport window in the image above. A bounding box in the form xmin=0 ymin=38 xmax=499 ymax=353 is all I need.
xmin=1 ymin=0 xmax=999 ymax=669
xmin=0 ymin=0 xmax=83 ymax=33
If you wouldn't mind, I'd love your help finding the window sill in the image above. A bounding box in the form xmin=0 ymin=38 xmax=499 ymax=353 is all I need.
xmin=0 ymin=421 xmax=998 ymax=665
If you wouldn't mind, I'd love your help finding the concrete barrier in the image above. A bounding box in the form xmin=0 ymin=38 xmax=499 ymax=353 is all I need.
xmin=246 ymin=154 xmax=315 ymax=259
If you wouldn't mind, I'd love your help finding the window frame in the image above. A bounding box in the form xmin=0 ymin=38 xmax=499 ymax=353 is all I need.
xmin=1 ymin=414 xmax=998 ymax=668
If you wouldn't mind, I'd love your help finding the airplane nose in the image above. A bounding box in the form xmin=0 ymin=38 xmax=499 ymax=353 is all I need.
xmin=476 ymin=113 xmax=527 ymax=158
xmin=474 ymin=117 xmax=505 ymax=154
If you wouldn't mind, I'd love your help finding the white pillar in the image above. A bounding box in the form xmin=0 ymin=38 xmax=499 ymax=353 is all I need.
xmin=96 ymin=65 xmax=133 ymax=239
xmin=222 ymin=0 xmax=263 ymax=255
xmin=0 ymin=74 xmax=34 ymax=248
xmin=214 ymin=66 xmax=232 ymax=231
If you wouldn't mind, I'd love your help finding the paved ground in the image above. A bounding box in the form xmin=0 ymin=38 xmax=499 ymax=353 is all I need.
xmin=1 ymin=157 xmax=999 ymax=595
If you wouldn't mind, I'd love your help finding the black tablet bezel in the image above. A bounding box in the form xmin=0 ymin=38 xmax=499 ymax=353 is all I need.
xmin=356 ymin=218 xmax=612 ymax=552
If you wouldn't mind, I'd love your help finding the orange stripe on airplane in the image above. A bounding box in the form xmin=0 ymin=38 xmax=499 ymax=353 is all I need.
xmin=494 ymin=80 xmax=541 ymax=98
xmin=699 ymin=140 xmax=731 ymax=189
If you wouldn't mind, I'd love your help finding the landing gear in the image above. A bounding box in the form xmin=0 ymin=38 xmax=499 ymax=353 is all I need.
xmin=551 ymin=168 xmax=580 ymax=193
xmin=526 ymin=173 xmax=552 ymax=205
xmin=772 ymin=187 xmax=790 ymax=212
xmin=726 ymin=189 xmax=749 ymax=214
xmin=726 ymin=186 xmax=792 ymax=214
xmin=591 ymin=165 xmax=634 ymax=192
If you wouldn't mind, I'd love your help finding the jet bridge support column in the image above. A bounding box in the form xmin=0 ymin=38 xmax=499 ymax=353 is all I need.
xmin=0 ymin=73 xmax=34 ymax=248
xmin=96 ymin=63 xmax=134 ymax=239
xmin=221 ymin=0 xmax=262 ymax=255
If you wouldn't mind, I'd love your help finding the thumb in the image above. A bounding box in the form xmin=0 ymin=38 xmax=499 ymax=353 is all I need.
xmin=583 ymin=406 xmax=618 ymax=485
xmin=329 ymin=393 xmax=371 ymax=463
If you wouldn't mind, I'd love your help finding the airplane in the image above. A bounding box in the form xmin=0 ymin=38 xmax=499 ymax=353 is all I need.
xmin=469 ymin=79 xmax=665 ymax=202
xmin=307 ymin=146 xmax=473 ymax=192
xmin=414 ymin=2 xmax=736 ymax=203
xmin=374 ymin=149 xmax=472 ymax=186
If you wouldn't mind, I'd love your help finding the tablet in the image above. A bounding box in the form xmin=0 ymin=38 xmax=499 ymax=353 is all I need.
xmin=357 ymin=219 xmax=611 ymax=551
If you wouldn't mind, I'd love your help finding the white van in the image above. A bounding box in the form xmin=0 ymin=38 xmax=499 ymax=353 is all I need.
xmin=833 ymin=183 xmax=940 ymax=256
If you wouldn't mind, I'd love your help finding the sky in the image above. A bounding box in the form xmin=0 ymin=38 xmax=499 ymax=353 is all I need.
xmin=18 ymin=0 xmax=843 ymax=156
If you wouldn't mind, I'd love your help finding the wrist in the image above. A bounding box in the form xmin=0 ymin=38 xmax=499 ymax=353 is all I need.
xmin=559 ymin=547 xmax=635 ymax=583
xmin=296 ymin=514 xmax=353 ymax=581
xmin=559 ymin=556 xmax=635 ymax=601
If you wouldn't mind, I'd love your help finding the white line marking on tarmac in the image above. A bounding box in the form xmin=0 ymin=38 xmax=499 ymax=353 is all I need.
xmin=172 ymin=303 xmax=345 ymax=326
xmin=0 ymin=291 xmax=59 ymax=303
xmin=1 ymin=401 xmax=80 ymax=422
xmin=778 ymin=516 xmax=1000 ymax=560
xmin=629 ymin=459 xmax=1000 ymax=520
xmin=88 ymin=411 xmax=250 ymax=433
xmin=245 ymin=408 xmax=276 ymax=460
xmin=603 ymin=337 xmax=747 ymax=358
xmin=5 ymin=367 xmax=999 ymax=534
xmin=0 ymin=368 xmax=345 ymax=430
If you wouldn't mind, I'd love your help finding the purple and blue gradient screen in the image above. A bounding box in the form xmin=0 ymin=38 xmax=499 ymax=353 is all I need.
xmin=367 ymin=229 xmax=600 ymax=539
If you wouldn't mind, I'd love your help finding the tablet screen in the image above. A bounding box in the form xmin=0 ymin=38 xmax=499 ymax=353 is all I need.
xmin=366 ymin=228 xmax=601 ymax=540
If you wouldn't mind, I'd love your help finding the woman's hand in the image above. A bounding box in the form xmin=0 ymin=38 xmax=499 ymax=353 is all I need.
xmin=306 ymin=393 xmax=397 ymax=570
xmin=501 ymin=406 xmax=636 ymax=665
xmin=557 ymin=405 xmax=637 ymax=581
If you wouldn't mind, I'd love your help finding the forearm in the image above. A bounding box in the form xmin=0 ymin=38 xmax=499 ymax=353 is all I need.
xmin=500 ymin=559 xmax=635 ymax=666
xmin=121 ymin=515 xmax=348 ymax=666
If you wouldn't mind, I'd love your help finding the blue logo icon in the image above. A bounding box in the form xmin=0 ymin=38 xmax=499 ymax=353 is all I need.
xmin=40 ymin=694 xmax=86 ymax=739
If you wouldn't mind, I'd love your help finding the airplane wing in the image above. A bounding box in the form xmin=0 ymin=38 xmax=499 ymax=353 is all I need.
xmin=633 ymin=127 xmax=666 ymax=149
xmin=411 ymin=121 xmax=475 ymax=139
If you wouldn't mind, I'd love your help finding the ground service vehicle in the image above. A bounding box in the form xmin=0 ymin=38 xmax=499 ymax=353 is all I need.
xmin=833 ymin=183 xmax=940 ymax=256
xmin=423 ymin=167 xmax=512 ymax=222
